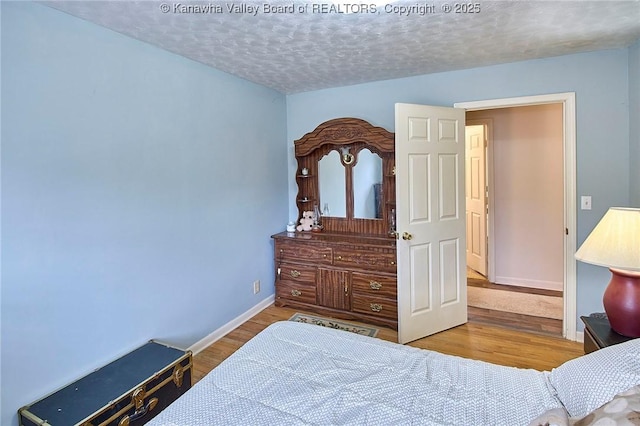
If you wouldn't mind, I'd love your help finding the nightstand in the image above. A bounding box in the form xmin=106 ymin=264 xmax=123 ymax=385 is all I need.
xmin=581 ymin=314 xmax=635 ymax=353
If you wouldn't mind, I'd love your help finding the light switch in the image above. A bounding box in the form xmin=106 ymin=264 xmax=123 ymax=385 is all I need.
xmin=581 ymin=196 xmax=592 ymax=210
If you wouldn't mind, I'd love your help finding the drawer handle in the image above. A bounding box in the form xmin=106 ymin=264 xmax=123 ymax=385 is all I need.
xmin=369 ymin=281 xmax=382 ymax=290
xmin=390 ymin=261 xmax=396 ymax=266
xmin=118 ymin=397 xmax=159 ymax=426
xmin=173 ymin=365 xmax=185 ymax=387
xmin=336 ymin=255 xmax=343 ymax=261
xmin=132 ymin=387 xmax=145 ymax=411
xmin=370 ymin=303 xmax=383 ymax=312
xmin=291 ymin=289 xmax=302 ymax=297
xmin=290 ymin=270 xmax=301 ymax=278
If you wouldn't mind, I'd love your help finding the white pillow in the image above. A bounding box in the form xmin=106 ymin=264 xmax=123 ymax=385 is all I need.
xmin=548 ymin=338 xmax=640 ymax=418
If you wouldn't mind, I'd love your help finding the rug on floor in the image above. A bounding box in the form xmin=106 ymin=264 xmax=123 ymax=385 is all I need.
xmin=289 ymin=313 xmax=379 ymax=337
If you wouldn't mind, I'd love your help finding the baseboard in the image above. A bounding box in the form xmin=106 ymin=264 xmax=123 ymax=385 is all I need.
xmin=576 ymin=330 xmax=584 ymax=343
xmin=189 ymin=295 xmax=275 ymax=355
xmin=494 ymin=276 xmax=563 ymax=292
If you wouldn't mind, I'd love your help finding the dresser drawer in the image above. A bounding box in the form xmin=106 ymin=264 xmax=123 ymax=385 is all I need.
xmin=352 ymin=294 xmax=398 ymax=320
xmin=333 ymin=249 xmax=396 ymax=272
xmin=352 ymin=273 xmax=397 ymax=299
xmin=279 ymin=263 xmax=316 ymax=284
xmin=276 ymin=241 xmax=333 ymax=264
xmin=276 ymin=281 xmax=317 ymax=305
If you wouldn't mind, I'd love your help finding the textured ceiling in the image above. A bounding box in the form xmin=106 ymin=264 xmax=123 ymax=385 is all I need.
xmin=44 ymin=0 xmax=640 ymax=94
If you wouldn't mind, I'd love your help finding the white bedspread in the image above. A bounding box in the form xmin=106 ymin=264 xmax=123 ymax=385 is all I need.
xmin=148 ymin=321 xmax=562 ymax=425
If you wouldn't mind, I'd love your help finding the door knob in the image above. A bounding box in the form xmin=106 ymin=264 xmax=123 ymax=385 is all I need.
xmin=402 ymin=232 xmax=413 ymax=240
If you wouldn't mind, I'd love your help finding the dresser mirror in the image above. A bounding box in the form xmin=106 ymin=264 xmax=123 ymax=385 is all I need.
xmin=318 ymin=148 xmax=383 ymax=219
xmin=353 ymin=148 xmax=382 ymax=219
xmin=318 ymin=150 xmax=347 ymax=217
xmin=294 ymin=117 xmax=395 ymax=235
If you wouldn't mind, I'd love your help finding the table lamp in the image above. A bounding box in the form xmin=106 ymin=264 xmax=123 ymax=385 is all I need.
xmin=575 ymin=207 xmax=640 ymax=337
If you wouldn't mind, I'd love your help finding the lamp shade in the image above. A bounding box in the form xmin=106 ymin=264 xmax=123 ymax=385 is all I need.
xmin=575 ymin=207 xmax=640 ymax=272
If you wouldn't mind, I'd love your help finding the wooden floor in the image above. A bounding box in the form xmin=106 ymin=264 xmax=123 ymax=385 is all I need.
xmin=192 ymin=304 xmax=583 ymax=384
xmin=468 ymin=306 xmax=564 ymax=336
xmin=467 ymin=272 xmax=564 ymax=336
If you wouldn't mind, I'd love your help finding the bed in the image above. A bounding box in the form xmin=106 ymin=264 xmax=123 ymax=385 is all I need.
xmin=147 ymin=321 xmax=640 ymax=426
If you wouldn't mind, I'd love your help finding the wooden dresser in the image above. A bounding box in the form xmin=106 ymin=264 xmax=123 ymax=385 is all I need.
xmin=273 ymin=118 xmax=398 ymax=329
xmin=273 ymin=231 xmax=397 ymax=329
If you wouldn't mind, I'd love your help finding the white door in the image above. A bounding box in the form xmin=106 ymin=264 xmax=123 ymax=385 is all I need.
xmin=396 ymin=103 xmax=467 ymax=344
xmin=465 ymin=124 xmax=487 ymax=276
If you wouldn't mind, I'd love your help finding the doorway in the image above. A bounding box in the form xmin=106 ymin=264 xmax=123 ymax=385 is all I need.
xmin=457 ymin=93 xmax=577 ymax=340
xmin=465 ymin=122 xmax=488 ymax=277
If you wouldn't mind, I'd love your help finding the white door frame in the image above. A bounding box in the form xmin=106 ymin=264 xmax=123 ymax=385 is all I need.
xmin=455 ymin=92 xmax=577 ymax=341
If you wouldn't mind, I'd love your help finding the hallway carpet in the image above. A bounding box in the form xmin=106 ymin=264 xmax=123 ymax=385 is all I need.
xmin=467 ymin=286 xmax=563 ymax=319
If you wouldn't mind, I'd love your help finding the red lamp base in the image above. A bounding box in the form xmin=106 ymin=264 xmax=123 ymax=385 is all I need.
xmin=603 ymin=268 xmax=640 ymax=338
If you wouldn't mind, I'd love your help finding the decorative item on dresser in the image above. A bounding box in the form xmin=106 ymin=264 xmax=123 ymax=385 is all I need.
xmin=273 ymin=117 xmax=398 ymax=329
xmin=19 ymin=341 xmax=192 ymax=426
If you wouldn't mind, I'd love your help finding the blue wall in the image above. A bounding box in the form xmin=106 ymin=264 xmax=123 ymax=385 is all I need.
xmin=630 ymin=40 xmax=640 ymax=206
xmin=2 ymin=2 xmax=638 ymax=425
xmin=1 ymin=3 xmax=287 ymax=425
xmin=287 ymin=48 xmax=634 ymax=332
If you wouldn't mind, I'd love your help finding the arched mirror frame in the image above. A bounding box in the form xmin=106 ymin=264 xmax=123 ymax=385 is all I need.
xmin=294 ymin=117 xmax=395 ymax=235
